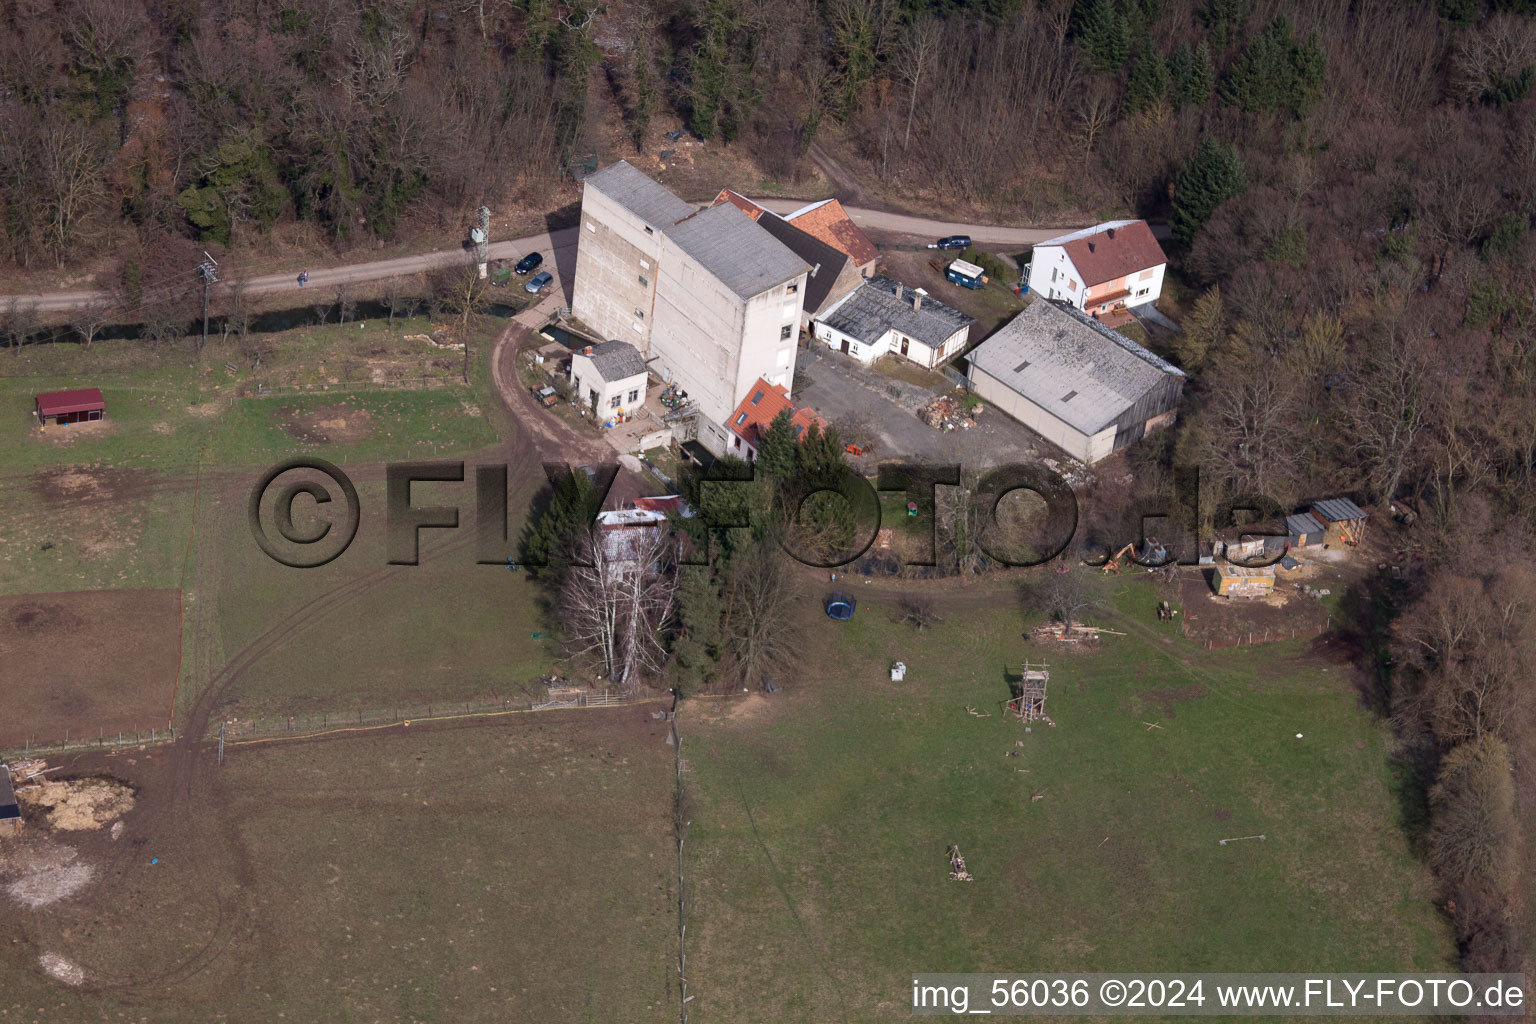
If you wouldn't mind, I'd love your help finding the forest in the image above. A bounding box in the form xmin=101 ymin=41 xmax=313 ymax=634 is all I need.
xmin=3 ymin=0 xmax=1535 ymax=983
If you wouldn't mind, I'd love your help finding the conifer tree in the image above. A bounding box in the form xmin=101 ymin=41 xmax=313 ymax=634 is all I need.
xmin=1172 ymin=138 xmax=1246 ymax=248
xmin=1123 ymin=41 xmax=1169 ymax=113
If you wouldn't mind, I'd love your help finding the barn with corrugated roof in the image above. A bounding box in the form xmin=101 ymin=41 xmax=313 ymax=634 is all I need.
xmin=965 ymin=300 xmax=1185 ymax=464
xmin=35 ymin=388 xmax=105 ymax=427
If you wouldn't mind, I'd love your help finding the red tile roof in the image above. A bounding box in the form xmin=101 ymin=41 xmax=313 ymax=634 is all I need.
xmin=787 ymin=199 xmax=879 ymax=268
xmin=35 ymin=388 xmax=105 ymax=416
xmin=1059 ymin=221 xmax=1165 ymax=288
xmin=710 ymin=189 xmax=767 ymax=221
xmin=727 ymin=379 xmax=827 ymax=448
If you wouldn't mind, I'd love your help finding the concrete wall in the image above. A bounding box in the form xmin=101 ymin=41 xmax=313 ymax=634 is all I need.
xmin=650 ymin=243 xmax=748 ymax=425
xmin=571 ymin=187 xmax=665 ymax=346
xmin=812 ymin=320 xmax=884 ymax=363
xmin=649 ymin=240 xmax=805 ymax=426
xmin=967 ymin=364 xmax=1116 ymax=464
xmin=736 ymin=280 xmax=806 ymax=399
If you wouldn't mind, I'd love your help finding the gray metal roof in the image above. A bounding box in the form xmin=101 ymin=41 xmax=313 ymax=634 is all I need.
xmin=1310 ymin=497 xmax=1368 ymax=523
xmin=582 ymin=340 xmax=648 ymax=381
xmin=966 ymin=300 xmax=1186 ymax=436
xmin=820 ymin=276 xmax=975 ymax=349
xmin=583 ymin=160 xmax=694 ymax=229
xmin=752 ymin=212 xmax=852 ymax=314
xmin=1285 ymin=512 xmax=1324 ymax=536
xmin=666 ymin=204 xmax=810 ymax=300
xmin=0 ymin=767 xmax=18 ymax=822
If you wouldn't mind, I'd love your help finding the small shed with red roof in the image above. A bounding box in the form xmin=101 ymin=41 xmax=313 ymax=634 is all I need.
xmin=35 ymin=388 xmax=106 ymax=426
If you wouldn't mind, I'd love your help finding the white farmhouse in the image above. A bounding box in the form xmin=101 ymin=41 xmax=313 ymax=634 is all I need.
xmin=1026 ymin=220 xmax=1166 ymax=326
xmin=811 ymin=277 xmax=974 ymax=369
xmin=569 ymin=341 xmax=648 ymax=417
xmin=571 ymin=162 xmax=810 ymax=456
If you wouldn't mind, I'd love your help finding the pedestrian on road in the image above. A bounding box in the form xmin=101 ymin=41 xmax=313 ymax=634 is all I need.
xmin=298 ymin=271 xmax=308 ymax=287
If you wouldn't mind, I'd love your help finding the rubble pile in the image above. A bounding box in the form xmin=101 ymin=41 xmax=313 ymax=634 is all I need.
xmin=918 ymin=396 xmax=977 ymax=431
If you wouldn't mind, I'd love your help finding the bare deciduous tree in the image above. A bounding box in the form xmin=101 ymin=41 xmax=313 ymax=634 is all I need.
xmin=1025 ymin=565 xmax=1102 ymax=637
xmin=891 ymin=17 xmax=939 ymax=150
xmin=1346 ymin=324 xmax=1430 ymax=505
xmin=69 ymin=296 xmax=112 ymax=350
xmin=559 ymin=525 xmax=679 ymax=691
xmin=432 ymin=259 xmax=491 ymax=338
xmin=720 ymin=534 xmax=797 ymax=689
xmin=895 ymin=594 xmax=942 ymax=631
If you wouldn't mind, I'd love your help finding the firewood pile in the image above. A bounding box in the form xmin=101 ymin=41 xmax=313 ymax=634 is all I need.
xmin=947 ymin=844 xmax=974 ymax=882
xmin=918 ymin=396 xmax=976 ymax=432
xmin=1030 ymin=622 xmax=1123 ymax=643
xmin=7 ymin=759 xmax=50 ymax=783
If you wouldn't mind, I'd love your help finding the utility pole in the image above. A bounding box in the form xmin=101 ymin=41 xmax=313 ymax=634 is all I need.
xmin=471 ymin=206 xmax=490 ymax=279
xmin=199 ymin=253 xmax=219 ymax=348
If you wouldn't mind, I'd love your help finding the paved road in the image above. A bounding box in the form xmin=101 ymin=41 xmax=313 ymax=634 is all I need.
xmin=4 ymin=200 xmax=1113 ymax=314
xmin=752 ymin=198 xmax=1081 ymax=248
xmin=8 ymin=228 xmax=581 ymax=314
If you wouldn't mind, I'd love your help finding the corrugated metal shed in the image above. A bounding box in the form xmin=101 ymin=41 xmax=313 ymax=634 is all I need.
xmin=1286 ymin=512 xmax=1324 ymax=536
xmin=583 ymin=160 xmax=694 ymax=229
xmin=1310 ymin=498 xmax=1368 ymax=523
xmin=966 ymin=300 xmax=1185 ymax=436
xmin=667 ymin=204 xmax=809 ymax=300
xmin=36 ymin=388 xmax=106 ymax=416
xmin=819 ymin=276 xmax=974 ymax=348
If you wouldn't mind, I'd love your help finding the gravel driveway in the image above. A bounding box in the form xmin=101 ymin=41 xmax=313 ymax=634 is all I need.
xmin=792 ymin=344 xmax=1048 ymax=472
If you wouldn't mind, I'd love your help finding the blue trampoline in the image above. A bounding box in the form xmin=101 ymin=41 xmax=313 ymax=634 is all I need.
xmin=825 ymin=592 xmax=856 ymax=620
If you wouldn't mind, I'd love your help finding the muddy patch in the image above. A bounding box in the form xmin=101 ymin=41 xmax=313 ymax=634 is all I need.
xmin=1129 ymin=685 xmax=1207 ymax=718
xmin=0 ymin=837 xmax=95 ymax=908
xmin=19 ymin=777 xmax=136 ymax=831
xmin=30 ymin=465 xmax=162 ymax=509
xmin=7 ymin=602 xmax=85 ymax=635
xmin=32 ymin=419 xmax=117 ymax=445
xmin=278 ymin=403 xmax=375 ymax=444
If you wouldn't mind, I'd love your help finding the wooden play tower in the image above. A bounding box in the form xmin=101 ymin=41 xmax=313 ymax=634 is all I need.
xmin=1006 ymin=661 xmax=1050 ymax=721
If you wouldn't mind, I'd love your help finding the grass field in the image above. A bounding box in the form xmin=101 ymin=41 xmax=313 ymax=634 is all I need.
xmin=0 ymin=710 xmax=677 ymax=1023
xmin=183 ymin=474 xmax=556 ymax=722
xmin=678 ymin=578 xmax=1455 ymax=1022
xmin=0 ymin=316 xmax=509 ymax=599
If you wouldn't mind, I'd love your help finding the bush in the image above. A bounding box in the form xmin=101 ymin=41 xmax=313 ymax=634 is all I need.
xmin=1427 ymin=735 xmax=1518 ymax=893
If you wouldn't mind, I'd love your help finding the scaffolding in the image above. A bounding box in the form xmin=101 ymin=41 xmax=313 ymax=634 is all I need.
xmin=1006 ymin=661 xmax=1050 ymax=721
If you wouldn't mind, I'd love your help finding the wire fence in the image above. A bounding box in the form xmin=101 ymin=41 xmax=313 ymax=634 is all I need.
xmin=236 ymin=374 xmax=462 ymax=398
xmin=1 ymin=726 xmax=177 ymax=761
xmin=1183 ymin=616 xmax=1333 ymax=649
xmin=218 ymin=691 xmax=651 ymax=744
xmin=1 ymin=691 xmax=654 ymax=760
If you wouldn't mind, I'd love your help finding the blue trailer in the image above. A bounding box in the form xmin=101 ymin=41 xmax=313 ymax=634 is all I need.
xmin=946 ymin=258 xmax=986 ymax=290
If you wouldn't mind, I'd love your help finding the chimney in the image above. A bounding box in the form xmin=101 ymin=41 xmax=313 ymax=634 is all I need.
xmin=895 ymin=282 xmax=904 ymax=301
xmin=912 ymin=292 xmax=922 ymax=312
xmin=583 ymin=345 xmax=593 ymax=355
xmin=811 ymin=262 xmax=821 ymax=278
